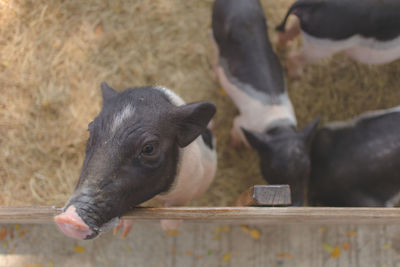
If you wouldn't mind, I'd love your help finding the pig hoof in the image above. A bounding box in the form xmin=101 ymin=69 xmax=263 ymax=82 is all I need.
xmin=207 ymin=120 xmax=215 ymax=131
xmin=287 ymin=53 xmax=304 ymax=78
xmin=231 ymin=135 xmax=244 ymax=149
xmin=113 ymin=219 xmax=134 ymax=238
xmin=161 ymin=219 xmax=183 ymax=231
xmin=275 ymin=33 xmax=289 ymax=51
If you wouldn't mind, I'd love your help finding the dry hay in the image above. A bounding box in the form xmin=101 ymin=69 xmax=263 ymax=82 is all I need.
xmin=0 ymin=0 xmax=399 ymax=207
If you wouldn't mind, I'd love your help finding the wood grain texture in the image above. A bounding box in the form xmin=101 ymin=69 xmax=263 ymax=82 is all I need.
xmin=235 ymin=185 xmax=292 ymax=206
xmin=1 ymin=223 xmax=400 ymax=267
xmin=1 ymin=206 xmax=400 ymax=224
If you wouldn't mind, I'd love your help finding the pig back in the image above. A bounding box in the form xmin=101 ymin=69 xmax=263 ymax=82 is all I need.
xmin=297 ymin=0 xmax=400 ymax=41
xmin=310 ymin=110 xmax=400 ymax=206
xmin=212 ymin=0 xmax=286 ymax=97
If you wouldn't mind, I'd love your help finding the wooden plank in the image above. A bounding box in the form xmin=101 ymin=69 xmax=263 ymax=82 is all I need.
xmin=1 ymin=206 xmax=400 ymax=224
xmin=234 ymin=185 xmax=291 ymax=206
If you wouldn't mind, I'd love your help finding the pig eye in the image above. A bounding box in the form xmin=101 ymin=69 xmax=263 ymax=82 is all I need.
xmin=142 ymin=144 xmax=154 ymax=155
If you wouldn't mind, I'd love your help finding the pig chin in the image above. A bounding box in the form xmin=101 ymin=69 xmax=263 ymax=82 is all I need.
xmin=54 ymin=205 xmax=120 ymax=240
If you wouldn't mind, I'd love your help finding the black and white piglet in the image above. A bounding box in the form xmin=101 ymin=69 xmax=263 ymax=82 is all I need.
xmin=310 ymin=106 xmax=400 ymax=207
xmin=276 ymin=0 xmax=400 ymax=76
xmin=212 ymin=0 xmax=318 ymax=205
xmin=55 ymin=83 xmax=217 ymax=239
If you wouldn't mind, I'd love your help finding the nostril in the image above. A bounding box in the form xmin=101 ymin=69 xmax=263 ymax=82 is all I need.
xmin=54 ymin=205 xmax=95 ymax=240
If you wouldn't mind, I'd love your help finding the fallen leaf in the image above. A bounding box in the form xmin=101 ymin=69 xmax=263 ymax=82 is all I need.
xmin=18 ymin=229 xmax=28 ymax=238
xmin=218 ymin=88 xmax=227 ymax=96
xmin=196 ymin=256 xmax=202 ymax=260
xmin=213 ymin=235 xmax=221 ymax=241
xmin=3 ymin=241 xmax=8 ymax=249
xmin=343 ymin=242 xmax=351 ymax=251
xmin=9 ymin=248 xmax=14 ymax=254
xmin=215 ymin=225 xmax=230 ymax=233
xmin=0 ymin=227 xmax=7 ymax=241
xmin=222 ymin=252 xmax=231 ymax=262
xmin=331 ymin=246 xmax=340 ymax=259
xmin=322 ymin=243 xmax=333 ymax=253
xmin=166 ymin=230 xmax=179 ymax=237
xmin=347 ymin=230 xmax=357 ymax=237
xmin=15 ymin=224 xmax=20 ymax=231
xmin=384 ymin=244 xmax=391 ymax=249
xmin=207 ymin=250 xmax=213 ymax=256
xmin=320 ymin=226 xmax=326 ymax=233
xmin=73 ymin=246 xmax=86 ymax=253
xmin=48 ymin=261 xmax=54 ymax=267
xmin=278 ymin=253 xmax=292 ymax=259
xmin=241 ymin=225 xmax=250 ymax=233
xmin=125 ymin=247 xmax=132 ymax=253
xmin=171 ymin=247 xmax=176 ymax=254
xmin=221 ymin=225 xmax=230 ymax=232
xmin=185 ymin=251 xmax=193 ymax=256
xmin=249 ymin=229 xmax=261 ymax=240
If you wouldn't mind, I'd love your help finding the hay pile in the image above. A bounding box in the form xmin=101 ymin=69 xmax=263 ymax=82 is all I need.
xmin=1 ymin=0 xmax=399 ymax=207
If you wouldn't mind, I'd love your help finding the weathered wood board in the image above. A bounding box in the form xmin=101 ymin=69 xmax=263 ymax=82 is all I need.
xmin=1 ymin=206 xmax=400 ymax=225
xmin=0 ymin=222 xmax=399 ymax=267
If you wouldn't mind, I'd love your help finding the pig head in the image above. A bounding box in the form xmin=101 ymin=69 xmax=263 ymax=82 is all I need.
xmin=55 ymin=83 xmax=216 ymax=239
xmin=242 ymin=118 xmax=319 ymax=206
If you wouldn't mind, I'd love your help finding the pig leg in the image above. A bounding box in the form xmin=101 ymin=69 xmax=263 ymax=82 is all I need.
xmin=160 ymin=219 xmax=183 ymax=231
xmin=210 ymin=34 xmax=222 ymax=81
xmin=346 ymin=192 xmax=385 ymax=207
xmin=275 ymin=16 xmax=301 ymax=50
xmin=287 ymin=37 xmax=339 ymax=77
xmin=231 ymin=115 xmax=250 ymax=148
xmin=160 ymin=202 xmax=183 ymax=231
xmin=113 ymin=219 xmax=134 ymax=238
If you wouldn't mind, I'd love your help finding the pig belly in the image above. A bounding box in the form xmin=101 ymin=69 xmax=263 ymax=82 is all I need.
xmin=215 ymin=64 xmax=296 ymax=132
xmin=302 ymin=32 xmax=400 ymax=64
xmin=345 ymin=45 xmax=400 ymax=65
xmin=153 ymin=137 xmax=217 ymax=206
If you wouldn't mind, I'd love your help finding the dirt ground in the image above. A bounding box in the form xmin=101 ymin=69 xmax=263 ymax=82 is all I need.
xmin=1 ymin=0 xmax=400 ymax=208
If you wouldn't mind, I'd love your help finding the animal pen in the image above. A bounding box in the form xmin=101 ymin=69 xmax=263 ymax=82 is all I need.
xmin=1 ymin=0 xmax=400 ymax=266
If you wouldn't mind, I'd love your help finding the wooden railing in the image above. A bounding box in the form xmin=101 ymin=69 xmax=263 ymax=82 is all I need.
xmin=0 ymin=185 xmax=398 ymax=224
xmin=0 ymin=206 xmax=399 ymax=224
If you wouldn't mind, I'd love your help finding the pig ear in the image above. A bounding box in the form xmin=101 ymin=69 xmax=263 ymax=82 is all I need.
xmin=101 ymin=82 xmax=117 ymax=102
xmin=300 ymin=116 xmax=320 ymax=147
xmin=174 ymin=102 xmax=216 ymax=147
xmin=241 ymin=128 xmax=271 ymax=151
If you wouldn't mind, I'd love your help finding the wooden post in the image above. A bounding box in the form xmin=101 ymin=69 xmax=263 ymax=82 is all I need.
xmin=234 ymin=185 xmax=291 ymax=206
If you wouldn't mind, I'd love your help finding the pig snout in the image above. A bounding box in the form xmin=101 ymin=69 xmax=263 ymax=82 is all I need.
xmin=55 ymin=205 xmax=97 ymax=240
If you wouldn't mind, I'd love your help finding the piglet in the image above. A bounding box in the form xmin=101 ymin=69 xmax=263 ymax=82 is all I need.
xmin=310 ymin=106 xmax=400 ymax=207
xmin=212 ymin=0 xmax=319 ymax=205
xmin=276 ymin=0 xmax=400 ymax=76
xmin=54 ymin=83 xmax=217 ymax=239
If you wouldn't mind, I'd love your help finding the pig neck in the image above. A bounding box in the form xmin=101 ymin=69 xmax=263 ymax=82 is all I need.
xmin=153 ymin=137 xmax=216 ymax=207
xmin=151 ymin=86 xmax=217 ymax=207
xmin=264 ymin=122 xmax=297 ymax=137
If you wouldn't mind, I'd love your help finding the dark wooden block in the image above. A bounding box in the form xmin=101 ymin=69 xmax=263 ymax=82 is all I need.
xmin=235 ymin=185 xmax=291 ymax=206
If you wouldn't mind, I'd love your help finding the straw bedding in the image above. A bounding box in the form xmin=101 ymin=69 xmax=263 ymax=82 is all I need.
xmin=0 ymin=0 xmax=399 ymax=206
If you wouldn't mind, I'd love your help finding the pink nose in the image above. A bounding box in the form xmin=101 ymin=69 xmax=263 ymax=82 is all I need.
xmin=54 ymin=205 xmax=95 ymax=240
